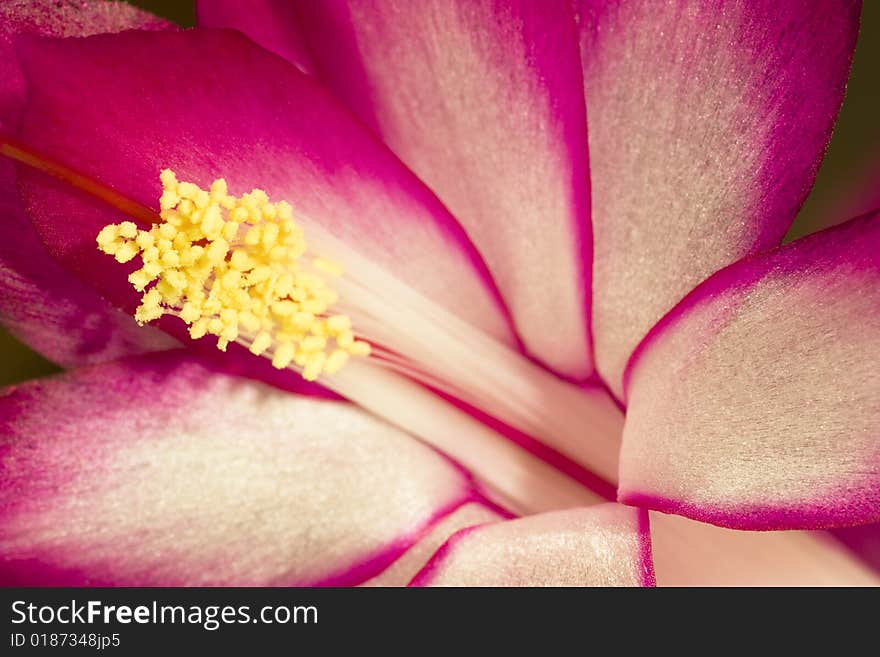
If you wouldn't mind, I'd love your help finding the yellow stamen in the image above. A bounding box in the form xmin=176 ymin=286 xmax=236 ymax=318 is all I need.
xmin=96 ymin=170 xmax=370 ymax=381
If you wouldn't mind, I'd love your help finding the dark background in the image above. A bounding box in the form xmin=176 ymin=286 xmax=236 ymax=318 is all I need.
xmin=1 ymin=0 xmax=878 ymax=385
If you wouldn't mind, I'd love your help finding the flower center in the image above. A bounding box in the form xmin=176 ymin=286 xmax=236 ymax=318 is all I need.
xmin=96 ymin=171 xmax=371 ymax=381
xmin=92 ymin=171 xmax=626 ymax=513
xmin=2 ymin=136 xmax=622 ymax=514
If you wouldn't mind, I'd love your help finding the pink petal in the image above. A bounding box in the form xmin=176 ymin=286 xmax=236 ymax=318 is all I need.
xmin=289 ymin=0 xmax=593 ymax=378
xmin=0 ymin=162 xmax=176 ymax=367
xmin=576 ymin=0 xmax=861 ymax=396
xmin=1 ymin=0 xmax=170 ymax=129
xmin=9 ymin=29 xmax=514 ymax=362
xmin=651 ymin=513 xmax=879 ymax=586
xmin=0 ymin=351 xmax=475 ymax=586
xmin=0 ymin=0 xmax=175 ymax=366
xmin=363 ymin=501 xmax=507 ymax=586
xmin=196 ymin=0 xmax=313 ymax=73
xmin=410 ymin=504 xmax=653 ymax=587
xmin=620 ymin=211 xmax=880 ymax=530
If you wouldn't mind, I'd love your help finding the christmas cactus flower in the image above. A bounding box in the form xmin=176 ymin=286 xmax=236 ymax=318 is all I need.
xmin=0 ymin=0 xmax=877 ymax=586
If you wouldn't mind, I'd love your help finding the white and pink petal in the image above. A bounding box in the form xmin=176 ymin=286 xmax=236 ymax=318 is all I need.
xmin=576 ymin=0 xmax=861 ymax=396
xmin=288 ymin=0 xmax=594 ymax=378
xmin=411 ymin=504 xmax=653 ymax=587
xmin=7 ymin=28 xmax=515 ymax=363
xmin=363 ymin=501 xmax=508 ymax=586
xmin=0 ymin=351 xmax=478 ymax=586
xmin=620 ymin=212 xmax=880 ymax=531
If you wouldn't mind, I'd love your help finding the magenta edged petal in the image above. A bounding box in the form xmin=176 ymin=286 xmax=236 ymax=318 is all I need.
xmin=410 ymin=504 xmax=653 ymax=587
xmin=0 ymin=0 xmax=176 ymax=365
xmin=362 ymin=500 xmax=508 ymax=586
xmin=576 ymin=0 xmax=861 ymax=397
xmin=0 ymin=165 xmax=176 ymax=366
xmin=0 ymin=351 xmax=475 ymax=586
xmin=637 ymin=508 xmax=656 ymax=587
xmin=196 ymin=0 xmax=313 ymax=72
xmin=293 ymin=0 xmax=594 ymax=378
xmin=10 ymin=29 xmax=514 ymax=353
xmin=620 ymin=211 xmax=880 ymax=531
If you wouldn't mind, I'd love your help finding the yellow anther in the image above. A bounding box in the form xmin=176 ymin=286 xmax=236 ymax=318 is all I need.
xmin=189 ymin=318 xmax=208 ymax=339
xmin=158 ymin=223 xmax=177 ymax=239
xmin=291 ymin=311 xmax=314 ymax=331
xmin=128 ymin=269 xmax=153 ymax=292
xmin=299 ymin=299 xmax=325 ymax=316
xmin=239 ymin=311 xmax=261 ymax=332
xmin=244 ymin=225 xmax=262 ymax=246
xmin=179 ymin=302 xmax=201 ymax=324
xmin=349 ymin=341 xmax=372 ymax=357
xmin=114 ymin=242 xmax=138 ymax=263
xmin=221 ymin=269 xmax=241 ymax=289
xmin=337 ymin=330 xmax=354 ymax=349
xmin=221 ymin=323 xmax=238 ymax=342
xmin=325 ymin=349 xmax=349 ymax=374
xmin=262 ymin=222 xmax=280 ymax=247
xmin=206 ymin=239 xmax=229 ymax=263
xmin=96 ymin=170 xmax=369 ymax=381
xmin=163 ymin=270 xmax=187 ymax=291
xmin=274 ymin=273 xmax=294 ymax=298
xmin=177 ymin=181 xmax=198 ymax=199
xmin=272 ymin=342 xmax=295 ymax=369
xmin=229 ymin=249 xmax=250 ymax=270
xmin=159 ymin=189 xmax=179 ymax=211
xmin=159 ymin=168 xmax=177 ymax=187
xmin=270 ymin=300 xmax=295 ymax=317
xmin=210 ymin=178 xmax=228 ymax=200
xmin=135 ymin=232 xmax=155 ymax=250
xmin=96 ymin=224 xmax=119 ymax=248
xmin=277 ymin=201 xmax=293 ymax=221
xmin=222 ymin=221 xmax=240 ymax=241
xmin=249 ymin=331 xmax=272 ymax=355
xmin=302 ymin=352 xmax=327 ymax=381
xmin=230 ymin=206 xmax=249 ymax=223
xmin=301 ymin=335 xmax=327 ymax=353
xmin=194 ymin=189 xmax=210 ymax=209
xmin=118 ymin=221 xmax=138 ymax=239
xmin=326 ymin=314 xmax=351 ymax=334
xmin=313 ymin=257 xmax=344 ymax=277
xmin=161 ymin=250 xmax=180 ymax=267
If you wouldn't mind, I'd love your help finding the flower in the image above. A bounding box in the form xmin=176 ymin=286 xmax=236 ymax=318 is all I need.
xmin=0 ymin=0 xmax=876 ymax=586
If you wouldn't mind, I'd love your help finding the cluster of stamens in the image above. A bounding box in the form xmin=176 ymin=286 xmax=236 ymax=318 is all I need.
xmin=96 ymin=170 xmax=370 ymax=380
